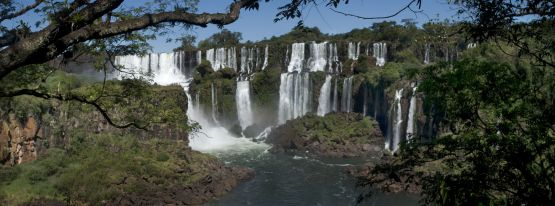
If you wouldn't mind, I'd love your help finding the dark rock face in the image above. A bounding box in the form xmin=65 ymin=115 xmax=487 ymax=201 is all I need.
xmin=266 ymin=112 xmax=384 ymax=158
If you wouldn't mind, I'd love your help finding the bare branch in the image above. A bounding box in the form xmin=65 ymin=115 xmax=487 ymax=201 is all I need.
xmin=329 ymin=0 xmax=420 ymax=20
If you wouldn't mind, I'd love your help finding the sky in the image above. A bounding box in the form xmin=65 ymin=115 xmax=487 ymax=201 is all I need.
xmin=11 ymin=0 xmax=461 ymax=53
xmin=148 ymin=0 xmax=460 ymax=52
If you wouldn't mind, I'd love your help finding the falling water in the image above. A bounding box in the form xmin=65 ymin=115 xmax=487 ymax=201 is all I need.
xmin=261 ymin=45 xmax=269 ymax=71
xmin=205 ymin=47 xmax=237 ymax=71
xmin=116 ymin=51 xmax=262 ymax=153
xmin=327 ymin=43 xmax=339 ymax=73
xmin=341 ymin=77 xmax=353 ymax=112
xmin=211 ymin=83 xmax=220 ymax=125
xmin=278 ymin=72 xmax=311 ymax=124
xmin=288 ymin=43 xmax=305 ymax=72
xmin=317 ymin=75 xmax=333 ymax=116
xmin=236 ymin=81 xmax=254 ymax=129
xmin=348 ymin=42 xmax=360 ymax=60
xmin=387 ymin=89 xmax=404 ymax=153
xmin=373 ymin=42 xmax=387 ymax=66
xmin=308 ymin=41 xmax=327 ymax=72
xmin=332 ymin=78 xmax=338 ymax=112
xmin=406 ymin=84 xmax=418 ymax=140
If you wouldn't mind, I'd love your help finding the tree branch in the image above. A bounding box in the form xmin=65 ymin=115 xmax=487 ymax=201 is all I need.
xmin=329 ymin=0 xmax=421 ymax=20
xmin=0 ymin=89 xmax=148 ymax=130
xmin=0 ymin=0 xmax=257 ymax=80
xmin=0 ymin=0 xmax=45 ymax=22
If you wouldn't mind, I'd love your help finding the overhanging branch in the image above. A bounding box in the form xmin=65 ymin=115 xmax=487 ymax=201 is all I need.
xmin=0 ymin=89 xmax=148 ymax=130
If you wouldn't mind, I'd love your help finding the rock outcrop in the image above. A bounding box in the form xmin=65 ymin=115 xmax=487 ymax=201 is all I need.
xmin=266 ymin=112 xmax=384 ymax=157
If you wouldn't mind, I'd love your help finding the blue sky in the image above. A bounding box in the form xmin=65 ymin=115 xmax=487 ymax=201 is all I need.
xmin=149 ymin=0 xmax=459 ymax=52
xmin=11 ymin=0 xmax=460 ymax=53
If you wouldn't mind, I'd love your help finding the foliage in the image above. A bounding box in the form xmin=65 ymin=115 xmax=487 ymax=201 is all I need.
xmin=173 ymin=34 xmax=197 ymax=52
xmin=0 ymin=134 xmax=216 ymax=205
xmin=198 ymin=29 xmax=243 ymax=49
xmin=363 ymin=43 xmax=555 ymax=205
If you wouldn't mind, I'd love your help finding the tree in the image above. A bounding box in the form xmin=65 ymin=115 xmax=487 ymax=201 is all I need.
xmin=0 ymin=0 xmax=260 ymax=128
xmin=173 ymin=34 xmax=197 ymax=52
xmin=197 ymin=29 xmax=242 ymax=49
xmin=0 ymin=0 xmax=260 ymax=80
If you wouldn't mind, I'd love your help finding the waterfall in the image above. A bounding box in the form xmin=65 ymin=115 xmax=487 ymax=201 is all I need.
xmin=317 ymin=75 xmax=333 ymax=116
xmin=197 ymin=50 xmax=202 ymax=66
xmin=341 ymin=77 xmax=353 ymax=112
xmin=308 ymin=41 xmax=327 ymax=72
xmin=278 ymin=72 xmax=311 ymax=124
xmin=288 ymin=43 xmax=305 ymax=72
xmin=236 ymin=81 xmax=253 ymax=129
xmin=363 ymin=85 xmax=367 ymax=116
xmin=348 ymin=42 xmax=360 ymax=60
xmin=424 ymin=44 xmax=430 ymax=65
xmin=332 ymin=78 xmax=338 ymax=112
xmin=387 ymin=88 xmax=404 ymax=153
xmin=241 ymin=47 xmax=260 ymax=74
xmin=205 ymin=47 xmax=237 ymax=71
xmin=406 ymin=84 xmax=418 ymax=140
xmin=211 ymin=83 xmax=219 ymax=125
xmin=261 ymin=45 xmax=269 ymax=71
xmin=327 ymin=43 xmax=339 ymax=73
xmin=467 ymin=43 xmax=477 ymax=49
xmin=116 ymin=51 xmax=264 ymax=152
xmin=373 ymin=42 xmax=387 ymax=66
xmin=114 ymin=52 xmax=191 ymax=85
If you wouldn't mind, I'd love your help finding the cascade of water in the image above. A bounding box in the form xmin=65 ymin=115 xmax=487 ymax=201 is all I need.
xmin=211 ymin=83 xmax=220 ymax=125
xmin=373 ymin=42 xmax=387 ymax=67
xmin=278 ymin=72 xmax=311 ymax=124
xmin=262 ymin=45 xmax=269 ymax=71
xmin=205 ymin=47 xmax=237 ymax=71
xmin=317 ymin=75 xmax=333 ymax=116
xmin=288 ymin=43 xmax=305 ymax=72
xmin=406 ymin=84 xmax=418 ymax=140
xmin=467 ymin=43 xmax=477 ymax=49
xmin=327 ymin=43 xmax=339 ymax=73
xmin=332 ymin=78 xmax=338 ymax=112
xmin=341 ymin=77 xmax=353 ymax=112
xmin=236 ymin=80 xmax=253 ymax=129
xmin=308 ymin=41 xmax=327 ymax=72
xmin=114 ymin=52 xmax=189 ymax=85
xmin=240 ymin=47 xmax=260 ymax=74
xmin=348 ymin=42 xmax=360 ymax=60
xmin=388 ymin=88 xmax=404 ymax=152
xmin=424 ymin=44 xmax=430 ymax=65
xmin=197 ymin=50 xmax=202 ymax=66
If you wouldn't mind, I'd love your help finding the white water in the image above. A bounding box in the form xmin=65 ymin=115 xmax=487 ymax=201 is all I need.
xmin=205 ymin=47 xmax=237 ymax=71
xmin=388 ymin=89 xmax=404 ymax=153
xmin=332 ymin=78 xmax=338 ymax=112
xmin=236 ymin=81 xmax=254 ymax=129
xmin=341 ymin=77 xmax=353 ymax=112
xmin=261 ymin=45 xmax=269 ymax=71
xmin=115 ymin=52 xmax=265 ymax=154
xmin=308 ymin=41 xmax=327 ymax=72
xmin=373 ymin=42 xmax=387 ymax=66
xmin=348 ymin=42 xmax=360 ymax=60
xmin=211 ymin=83 xmax=219 ymax=125
xmin=327 ymin=43 xmax=339 ymax=73
xmin=240 ymin=47 xmax=258 ymax=74
xmin=406 ymin=84 xmax=418 ymax=140
xmin=288 ymin=43 xmax=305 ymax=72
xmin=317 ymin=75 xmax=333 ymax=116
xmin=278 ymin=72 xmax=311 ymax=124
